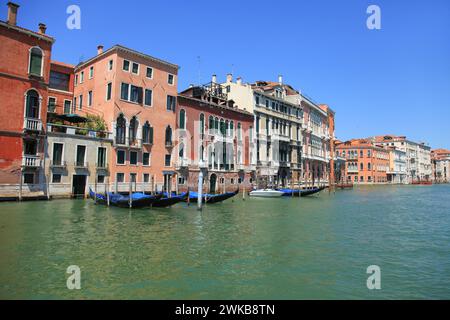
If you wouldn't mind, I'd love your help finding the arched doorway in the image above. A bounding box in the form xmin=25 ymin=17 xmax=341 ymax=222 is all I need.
xmin=209 ymin=173 xmax=217 ymax=194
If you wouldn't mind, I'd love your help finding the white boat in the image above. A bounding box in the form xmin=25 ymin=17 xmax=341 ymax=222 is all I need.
xmin=249 ymin=189 xmax=284 ymax=198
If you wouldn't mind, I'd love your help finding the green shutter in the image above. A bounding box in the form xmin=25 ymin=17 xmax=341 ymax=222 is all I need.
xmin=30 ymin=53 xmax=42 ymax=76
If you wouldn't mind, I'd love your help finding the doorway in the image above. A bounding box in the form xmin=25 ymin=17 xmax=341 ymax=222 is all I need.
xmin=72 ymin=175 xmax=86 ymax=197
xmin=209 ymin=173 xmax=217 ymax=194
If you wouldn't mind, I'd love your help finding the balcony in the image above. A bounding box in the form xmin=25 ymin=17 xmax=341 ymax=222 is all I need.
xmin=50 ymin=160 xmax=67 ymax=169
xmin=176 ymin=158 xmax=189 ymax=169
xmin=198 ymin=161 xmax=208 ymax=169
xmin=279 ymin=161 xmax=291 ymax=168
xmin=271 ymin=133 xmax=290 ymax=142
xmin=128 ymin=138 xmax=142 ymax=149
xmin=74 ymin=161 xmax=89 ymax=169
xmin=22 ymin=155 xmax=41 ymax=168
xmin=347 ymin=168 xmax=358 ymax=173
xmin=165 ymin=141 xmax=173 ymax=148
xmin=23 ymin=118 xmax=42 ymax=132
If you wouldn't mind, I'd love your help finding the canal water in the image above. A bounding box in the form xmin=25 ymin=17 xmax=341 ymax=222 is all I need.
xmin=0 ymin=185 xmax=449 ymax=299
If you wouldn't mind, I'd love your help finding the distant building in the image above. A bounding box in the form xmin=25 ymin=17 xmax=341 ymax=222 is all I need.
xmin=335 ymin=139 xmax=389 ymax=184
xmin=386 ymin=147 xmax=407 ymax=184
xmin=222 ymin=74 xmax=335 ymax=187
xmin=73 ymin=45 xmax=179 ymax=193
xmin=176 ymin=78 xmax=255 ymax=193
xmin=431 ymin=149 xmax=450 ymax=183
xmin=372 ymin=135 xmax=432 ymax=183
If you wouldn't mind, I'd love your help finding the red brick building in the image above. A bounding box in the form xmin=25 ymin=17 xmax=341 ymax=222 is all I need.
xmin=176 ymin=82 xmax=255 ymax=193
xmin=0 ymin=2 xmax=54 ymax=190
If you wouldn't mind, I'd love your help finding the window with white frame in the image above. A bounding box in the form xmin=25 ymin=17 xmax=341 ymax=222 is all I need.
xmin=29 ymin=47 xmax=43 ymax=76
xmin=89 ymin=66 xmax=94 ymax=79
xmin=108 ymin=60 xmax=113 ymax=71
xmin=131 ymin=62 xmax=139 ymax=75
xmin=168 ymin=74 xmax=174 ymax=85
xmin=106 ymin=82 xmax=112 ymax=101
xmin=117 ymin=150 xmax=126 ymax=165
xmin=144 ymin=89 xmax=152 ymax=106
xmin=80 ymin=71 xmax=84 ymax=83
xmin=123 ymin=60 xmax=130 ymax=72
xmin=88 ymin=91 xmax=93 ymax=106
xmin=146 ymin=67 xmax=153 ymax=78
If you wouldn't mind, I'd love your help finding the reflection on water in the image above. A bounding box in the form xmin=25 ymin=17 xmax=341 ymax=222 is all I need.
xmin=0 ymin=185 xmax=449 ymax=299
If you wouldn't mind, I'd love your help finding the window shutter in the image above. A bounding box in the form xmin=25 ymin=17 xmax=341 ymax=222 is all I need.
xmin=138 ymin=87 xmax=143 ymax=104
xmin=149 ymin=126 xmax=154 ymax=144
xmin=30 ymin=54 xmax=42 ymax=76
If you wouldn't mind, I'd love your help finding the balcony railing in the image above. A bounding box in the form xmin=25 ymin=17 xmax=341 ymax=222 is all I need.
xmin=50 ymin=160 xmax=67 ymax=168
xmin=176 ymin=158 xmax=189 ymax=168
xmin=74 ymin=161 xmax=88 ymax=168
xmin=22 ymin=155 xmax=41 ymax=167
xmin=165 ymin=141 xmax=173 ymax=148
xmin=24 ymin=118 xmax=42 ymax=132
xmin=128 ymin=138 xmax=142 ymax=149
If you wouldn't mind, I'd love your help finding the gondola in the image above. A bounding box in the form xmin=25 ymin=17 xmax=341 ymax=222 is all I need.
xmin=186 ymin=188 xmax=239 ymax=204
xmin=88 ymin=188 xmax=162 ymax=208
xmin=300 ymin=186 xmax=326 ymax=197
xmin=152 ymin=191 xmax=189 ymax=208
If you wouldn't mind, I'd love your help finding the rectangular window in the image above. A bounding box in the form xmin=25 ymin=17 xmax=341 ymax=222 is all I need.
xmin=121 ymin=83 xmax=129 ymax=100
xmin=143 ymin=173 xmax=150 ymax=183
xmin=80 ymin=71 xmax=84 ymax=83
xmin=132 ymin=62 xmax=139 ymax=75
xmin=79 ymin=94 xmax=83 ymax=110
xmin=117 ymin=173 xmax=125 ymax=183
xmin=64 ymin=100 xmax=72 ymax=114
xmin=89 ymin=66 xmax=94 ymax=79
xmin=76 ymin=145 xmax=86 ymax=166
xmin=143 ymin=152 xmax=150 ymax=166
xmin=146 ymin=67 xmax=153 ymax=78
xmin=73 ymin=97 xmax=77 ymax=110
xmin=97 ymin=147 xmax=106 ymax=168
xmin=130 ymin=173 xmax=137 ymax=183
xmin=117 ymin=150 xmax=125 ymax=165
xmin=255 ymin=96 xmax=259 ymax=105
xmin=106 ymin=82 xmax=112 ymax=101
xmin=178 ymin=176 xmax=186 ymax=185
xmin=75 ymin=74 xmax=78 ymax=86
xmin=97 ymin=175 xmax=105 ymax=183
xmin=52 ymin=174 xmax=62 ymax=183
xmin=166 ymin=95 xmax=176 ymax=111
xmin=88 ymin=91 xmax=93 ymax=106
xmin=49 ymin=71 xmax=70 ymax=91
xmin=108 ymin=60 xmax=113 ymax=71
xmin=52 ymin=143 xmax=63 ymax=165
xmin=123 ymin=60 xmax=130 ymax=72
xmin=144 ymin=89 xmax=152 ymax=106
xmin=48 ymin=97 xmax=56 ymax=113
xmin=130 ymin=151 xmax=138 ymax=165
xmin=168 ymin=74 xmax=174 ymax=85
xmin=130 ymin=85 xmax=141 ymax=103
xmin=29 ymin=53 xmax=42 ymax=76
xmin=165 ymin=154 xmax=171 ymax=166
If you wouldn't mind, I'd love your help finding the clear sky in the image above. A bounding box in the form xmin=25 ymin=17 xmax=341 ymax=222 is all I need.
xmin=10 ymin=0 xmax=450 ymax=148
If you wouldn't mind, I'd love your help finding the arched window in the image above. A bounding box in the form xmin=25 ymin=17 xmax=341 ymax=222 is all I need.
xmin=179 ymin=109 xmax=186 ymax=129
xmin=25 ymin=90 xmax=40 ymax=119
xmin=29 ymin=47 xmax=43 ymax=76
xmin=209 ymin=115 xmax=214 ymax=133
xmin=230 ymin=121 xmax=234 ymax=138
xmin=237 ymin=122 xmax=242 ymax=141
xmin=225 ymin=120 xmax=229 ymax=136
xmin=142 ymin=121 xmax=153 ymax=144
xmin=165 ymin=125 xmax=172 ymax=145
xmin=360 ymin=162 xmax=364 ymax=170
xmin=116 ymin=114 xmax=126 ymax=144
xmin=214 ymin=117 xmax=219 ymax=131
xmin=200 ymin=144 xmax=204 ymax=161
xmin=199 ymin=113 xmax=205 ymax=134
xmin=220 ymin=119 xmax=225 ymax=136
xmin=129 ymin=116 xmax=138 ymax=144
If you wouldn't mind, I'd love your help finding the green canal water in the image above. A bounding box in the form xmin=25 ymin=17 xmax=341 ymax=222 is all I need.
xmin=0 ymin=185 xmax=449 ymax=299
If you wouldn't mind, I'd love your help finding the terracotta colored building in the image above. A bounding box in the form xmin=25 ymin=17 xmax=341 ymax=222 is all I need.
xmin=431 ymin=149 xmax=450 ymax=183
xmin=176 ymin=81 xmax=255 ymax=193
xmin=335 ymin=139 xmax=389 ymax=184
xmin=73 ymin=45 xmax=179 ymax=192
xmin=0 ymin=2 xmax=54 ymax=196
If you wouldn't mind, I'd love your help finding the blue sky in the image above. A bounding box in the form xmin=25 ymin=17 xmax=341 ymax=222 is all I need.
xmin=11 ymin=0 xmax=450 ymax=148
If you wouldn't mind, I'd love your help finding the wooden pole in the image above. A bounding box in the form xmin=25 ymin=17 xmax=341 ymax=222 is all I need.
xmin=106 ymin=177 xmax=110 ymax=206
xmin=197 ymin=170 xmax=203 ymax=210
xmin=19 ymin=171 xmax=23 ymax=201
xmin=129 ymin=180 xmax=132 ymax=208
xmin=94 ymin=175 xmax=97 ymax=203
xmin=46 ymin=173 xmax=50 ymax=200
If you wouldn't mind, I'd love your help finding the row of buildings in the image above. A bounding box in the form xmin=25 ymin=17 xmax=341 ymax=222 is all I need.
xmin=0 ymin=3 xmax=448 ymax=199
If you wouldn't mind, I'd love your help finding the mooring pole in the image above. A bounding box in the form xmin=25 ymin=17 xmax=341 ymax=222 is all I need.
xmin=197 ymin=170 xmax=203 ymax=210
xmin=129 ymin=180 xmax=132 ymax=208
xmin=106 ymin=177 xmax=110 ymax=206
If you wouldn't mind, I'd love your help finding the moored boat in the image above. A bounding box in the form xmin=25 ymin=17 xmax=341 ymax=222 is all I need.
xmin=300 ymin=186 xmax=326 ymax=197
xmin=152 ymin=191 xmax=189 ymax=207
xmin=277 ymin=188 xmax=301 ymax=197
xmin=249 ymin=189 xmax=284 ymax=198
xmin=88 ymin=188 xmax=162 ymax=208
xmin=186 ymin=188 xmax=239 ymax=204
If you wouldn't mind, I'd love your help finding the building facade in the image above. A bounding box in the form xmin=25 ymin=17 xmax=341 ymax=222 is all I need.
xmin=373 ymin=135 xmax=432 ymax=183
xmin=0 ymin=3 xmax=54 ymax=198
xmin=386 ymin=147 xmax=407 ymax=184
xmin=176 ymin=80 xmax=255 ymax=193
xmin=336 ymin=139 xmax=389 ymax=184
xmin=73 ymin=45 xmax=179 ymax=193
xmin=431 ymin=149 xmax=450 ymax=183
xmin=45 ymin=122 xmax=113 ymax=197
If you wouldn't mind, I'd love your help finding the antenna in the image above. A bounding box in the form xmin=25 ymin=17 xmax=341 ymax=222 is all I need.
xmin=197 ymin=56 xmax=201 ymax=85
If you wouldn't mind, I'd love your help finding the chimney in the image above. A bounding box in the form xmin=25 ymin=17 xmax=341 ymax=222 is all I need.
xmin=38 ymin=23 xmax=47 ymax=34
xmin=278 ymin=74 xmax=283 ymax=85
xmin=97 ymin=45 xmax=104 ymax=55
xmin=211 ymin=74 xmax=217 ymax=83
xmin=226 ymin=73 xmax=233 ymax=83
xmin=236 ymin=77 xmax=242 ymax=85
xmin=7 ymin=2 xmax=19 ymax=26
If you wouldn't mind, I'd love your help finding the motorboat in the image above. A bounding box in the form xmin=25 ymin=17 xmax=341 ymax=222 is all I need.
xmin=249 ymin=189 xmax=284 ymax=198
